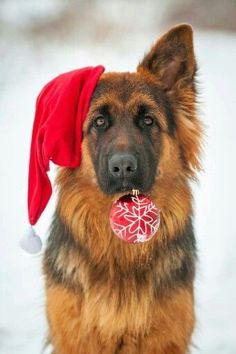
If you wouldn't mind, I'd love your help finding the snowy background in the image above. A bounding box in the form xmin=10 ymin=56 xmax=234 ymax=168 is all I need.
xmin=0 ymin=1 xmax=236 ymax=353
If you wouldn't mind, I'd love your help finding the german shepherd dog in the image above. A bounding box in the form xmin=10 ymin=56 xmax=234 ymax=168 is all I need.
xmin=44 ymin=24 xmax=202 ymax=353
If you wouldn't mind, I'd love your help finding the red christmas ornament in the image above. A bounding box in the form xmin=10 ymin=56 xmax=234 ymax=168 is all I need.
xmin=109 ymin=193 xmax=160 ymax=243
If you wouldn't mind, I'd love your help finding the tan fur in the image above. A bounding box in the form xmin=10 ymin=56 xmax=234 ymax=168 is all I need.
xmin=47 ymin=283 xmax=194 ymax=354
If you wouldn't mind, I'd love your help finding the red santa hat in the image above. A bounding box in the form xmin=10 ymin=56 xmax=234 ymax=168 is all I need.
xmin=20 ymin=65 xmax=105 ymax=253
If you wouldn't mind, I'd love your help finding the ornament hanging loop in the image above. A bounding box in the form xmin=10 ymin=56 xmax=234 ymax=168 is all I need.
xmin=132 ymin=189 xmax=140 ymax=197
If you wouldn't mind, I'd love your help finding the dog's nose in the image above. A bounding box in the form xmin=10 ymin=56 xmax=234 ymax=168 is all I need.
xmin=108 ymin=153 xmax=137 ymax=178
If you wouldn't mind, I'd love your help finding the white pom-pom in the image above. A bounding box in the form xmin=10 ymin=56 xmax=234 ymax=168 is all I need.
xmin=20 ymin=226 xmax=42 ymax=254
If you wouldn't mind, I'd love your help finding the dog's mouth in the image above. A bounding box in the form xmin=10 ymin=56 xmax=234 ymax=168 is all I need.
xmin=98 ymin=177 xmax=148 ymax=196
xmin=113 ymin=186 xmax=136 ymax=196
xmin=115 ymin=180 xmax=137 ymax=193
xmin=103 ymin=184 xmax=136 ymax=195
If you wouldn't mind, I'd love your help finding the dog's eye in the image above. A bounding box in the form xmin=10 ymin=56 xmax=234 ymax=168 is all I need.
xmin=93 ymin=116 xmax=106 ymax=128
xmin=143 ymin=115 xmax=154 ymax=126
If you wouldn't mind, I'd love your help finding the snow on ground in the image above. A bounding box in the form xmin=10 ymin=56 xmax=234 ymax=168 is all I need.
xmin=0 ymin=26 xmax=236 ymax=353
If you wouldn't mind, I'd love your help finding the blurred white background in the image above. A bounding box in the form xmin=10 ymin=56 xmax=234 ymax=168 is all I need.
xmin=0 ymin=1 xmax=236 ymax=353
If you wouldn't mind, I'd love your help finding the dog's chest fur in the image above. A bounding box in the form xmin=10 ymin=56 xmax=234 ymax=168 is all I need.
xmin=44 ymin=213 xmax=195 ymax=336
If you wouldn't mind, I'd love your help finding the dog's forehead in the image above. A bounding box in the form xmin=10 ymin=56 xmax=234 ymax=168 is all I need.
xmin=91 ymin=72 xmax=160 ymax=104
xmin=89 ymin=72 xmax=176 ymax=134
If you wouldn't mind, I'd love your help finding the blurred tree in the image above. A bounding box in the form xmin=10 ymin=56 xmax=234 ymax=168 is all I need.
xmin=0 ymin=0 xmax=235 ymax=41
xmin=163 ymin=0 xmax=236 ymax=31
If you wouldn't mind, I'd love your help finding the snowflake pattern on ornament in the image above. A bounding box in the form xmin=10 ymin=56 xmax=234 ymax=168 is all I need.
xmin=110 ymin=194 xmax=160 ymax=243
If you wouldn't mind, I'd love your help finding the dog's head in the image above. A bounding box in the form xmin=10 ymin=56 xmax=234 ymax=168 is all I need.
xmin=80 ymin=24 xmax=202 ymax=197
xmin=83 ymin=73 xmax=164 ymax=194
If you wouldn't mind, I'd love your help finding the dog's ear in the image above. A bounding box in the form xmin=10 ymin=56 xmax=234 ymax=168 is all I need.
xmin=137 ymin=24 xmax=196 ymax=91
